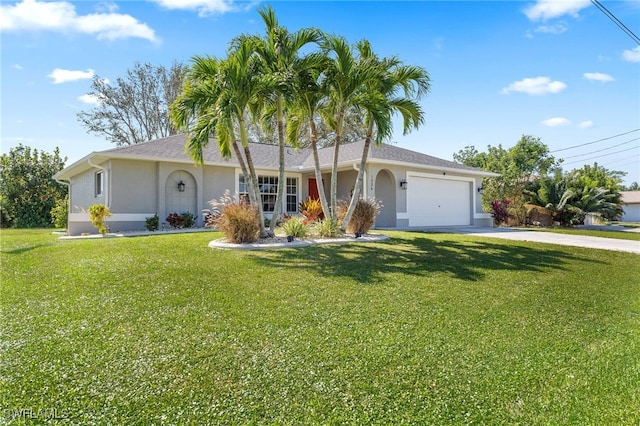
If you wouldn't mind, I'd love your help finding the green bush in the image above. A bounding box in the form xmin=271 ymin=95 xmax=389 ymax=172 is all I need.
xmin=314 ymin=218 xmax=342 ymax=238
xmin=214 ymin=203 xmax=260 ymax=244
xmin=182 ymin=212 xmax=195 ymax=228
xmin=145 ymin=214 xmax=159 ymax=231
xmin=280 ymin=216 xmax=308 ymax=238
xmin=50 ymin=195 xmax=68 ymax=229
xmin=337 ymin=198 xmax=382 ymax=234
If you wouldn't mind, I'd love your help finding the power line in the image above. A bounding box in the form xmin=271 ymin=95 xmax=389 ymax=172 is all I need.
xmin=590 ymin=0 xmax=640 ymax=45
xmin=551 ymin=128 xmax=640 ymax=153
xmin=561 ymin=145 xmax=640 ymax=166
xmin=561 ymin=137 xmax=639 ymax=159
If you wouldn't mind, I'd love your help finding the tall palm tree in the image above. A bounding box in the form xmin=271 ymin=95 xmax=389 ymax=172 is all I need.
xmin=320 ymin=34 xmax=381 ymax=219
xmin=170 ymin=43 xmax=271 ymax=237
xmin=286 ymin=65 xmax=331 ymax=219
xmin=340 ymin=40 xmax=430 ymax=231
xmin=233 ymin=6 xmax=323 ymax=233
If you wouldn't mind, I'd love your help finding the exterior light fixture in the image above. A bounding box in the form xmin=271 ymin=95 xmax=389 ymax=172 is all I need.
xmin=400 ymin=179 xmax=408 ymax=190
xmin=477 ymin=186 xmax=484 ymax=193
xmin=177 ymin=180 xmax=186 ymax=192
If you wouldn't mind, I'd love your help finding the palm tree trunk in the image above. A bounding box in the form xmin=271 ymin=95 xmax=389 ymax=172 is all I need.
xmin=341 ymin=121 xmax=373 ymax=231
xmin=310 ymin=120 xmax=330 ymax=218
xmin=269 ymin=96 xmax=285 ymax=233
xmin=231 ymin=139 xmax=256 ymax=206
xmin=239 ymin=119 xmax=269 ymax=237
xmin=330 ymin=111 xmax=344 ymax=220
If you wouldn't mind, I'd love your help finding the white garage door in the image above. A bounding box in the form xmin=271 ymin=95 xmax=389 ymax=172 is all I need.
xmin=408 ymin=176 xmax=471 ymax=226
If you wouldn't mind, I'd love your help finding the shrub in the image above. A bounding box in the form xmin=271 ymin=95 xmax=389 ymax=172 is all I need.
xmin=490 ymin=199 xmax=510 ymax=226
xmin=88 ymin=203 xmax=111 ymax=235
xmin=207 ymin=190 xmax=260 ymax=243
xmin=314 ymin=218 xmax=343 ymax=238
xmin=50 ymin=195 xmax=68 ymax=229
xmin=166 ymin=213 xmax=185 ymax=229
xmin=182 ymin=212 xmax=195 ymax=228
xmin=299 ymin=197 xmax=324 ymax=223
xmin=214 ymin=203 xmax=260 ymax=243
xmin=145 ymin=214 xmax=159 ymax=231
xmin=337 ymin=198 xmax=382 ymax=234
xmin=280 ymin=216 xmax=308 ymax=238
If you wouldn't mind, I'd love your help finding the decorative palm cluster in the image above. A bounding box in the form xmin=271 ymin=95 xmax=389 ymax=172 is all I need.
xmin=170 ymin=5 xmax=430 ymax=239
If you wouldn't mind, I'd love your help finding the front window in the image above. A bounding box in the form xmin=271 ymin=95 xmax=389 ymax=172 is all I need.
xmin=95 ymin=171 xmax=104 ymax=197
xmin=239 ymin=174 xmax=297 ymax=213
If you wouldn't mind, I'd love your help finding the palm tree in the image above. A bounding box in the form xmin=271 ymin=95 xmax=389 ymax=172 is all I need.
xmin=525 ymin=176 xmax=575 ymax=225
xmin=286 ymin=65 xmax=332 ymax=220
xmin=570 ymin=186 xmax=622 ymax=223
xmin=233 ymin=6 xmax=323 ymax=233
xmin=340 ymin=40 xmax=430 ymax=231
xmin=320 ymin=34 xmax=381 ymax=219
xmin=171 ymin=43 xmax=271 ymax=237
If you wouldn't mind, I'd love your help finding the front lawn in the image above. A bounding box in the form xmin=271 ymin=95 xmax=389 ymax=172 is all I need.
xmin=1 ymin=229 xmax=639 ymax=424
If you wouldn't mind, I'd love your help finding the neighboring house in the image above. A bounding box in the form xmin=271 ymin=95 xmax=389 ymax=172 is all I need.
xmin=54 ymin=135 xmax=498 ymax=235
xmin=621 ymin=191 xmax=640 ymax=222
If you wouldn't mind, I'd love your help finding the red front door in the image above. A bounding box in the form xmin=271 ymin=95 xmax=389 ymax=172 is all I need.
xmin=308 ymin=178 xmax=321 ymax=200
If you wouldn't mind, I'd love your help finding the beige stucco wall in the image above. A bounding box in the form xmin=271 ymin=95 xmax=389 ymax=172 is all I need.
xmin=69 ymin=167 xmax=105 ymax=213
xmin=110 ymin=159 xmax=158 ymax=213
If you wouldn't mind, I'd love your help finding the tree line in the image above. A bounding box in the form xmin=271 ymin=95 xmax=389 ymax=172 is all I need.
xmin=453 ymin=136 xmax=632 ymax=226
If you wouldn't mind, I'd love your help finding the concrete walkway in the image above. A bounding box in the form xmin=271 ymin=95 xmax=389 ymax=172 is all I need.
xmin=403 ymin=226 xmax=640 ymax=254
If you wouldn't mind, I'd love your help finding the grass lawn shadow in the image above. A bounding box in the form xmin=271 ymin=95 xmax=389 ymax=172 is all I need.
xmin=252 ymin=232 xmax=596 ymax=284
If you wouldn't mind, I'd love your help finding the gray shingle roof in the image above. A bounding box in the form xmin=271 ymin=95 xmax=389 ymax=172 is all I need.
xmin=59 ymin=134 xmax=493 ymax=177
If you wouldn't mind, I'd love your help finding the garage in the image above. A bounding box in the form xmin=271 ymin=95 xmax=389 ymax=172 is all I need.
xmin=408 ymin=175 xmax=472 ymax=226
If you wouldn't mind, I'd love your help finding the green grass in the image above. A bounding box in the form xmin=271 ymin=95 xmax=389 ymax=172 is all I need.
xmin=518 ymin=227 xmax=640 ymax=241
xmin=2 ymin=229 xmax=639 ymax=424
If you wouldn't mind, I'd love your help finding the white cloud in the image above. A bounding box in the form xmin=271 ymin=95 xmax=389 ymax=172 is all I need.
xmin=622 ymin=46 xmax=640 ymax=63
xmin=542 ymin=117 xmax=571 ymax=127
xmin=583 ymin=72 xmax=614 ymax=82
xmin=78 ymin=93 xmax=102 ymax=105
xmin=12 ymin=64 xmax=23 ymax=70
xmin=48 ymin=68 xmax=95 ymax=84
xmin=542 ymin=117 xmax=572 ymax=127
xmin=534 ymin=23 xmax=567 ymax=34
xmin=152 ymin=0 xmax=234 ymax=16
xmin=524 ymin=0 xmax=591 ymax=21
xmin=578 ymin=120 xmax=594 ymax=128
xmin=500 ymin=76 xmax=567 ymax=95
xmin=0 ymin=0 xmax=157 ymax=42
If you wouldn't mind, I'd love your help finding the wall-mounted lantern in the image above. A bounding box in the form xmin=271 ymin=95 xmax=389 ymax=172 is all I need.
xmin=177 ymin=180 xmax=186 ymax=192
xmin=477 ymin=186 xmax=484 ymax=193
xmin=400 ymin=179 xmax=408 ymax=190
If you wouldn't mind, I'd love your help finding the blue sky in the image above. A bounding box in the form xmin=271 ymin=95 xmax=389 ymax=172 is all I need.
xmin=2 ymin=0 xmax=639 ymax=185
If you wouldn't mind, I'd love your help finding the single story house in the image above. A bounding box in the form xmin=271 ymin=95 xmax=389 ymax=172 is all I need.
xmin=54 ymin=135 xmax=498 ymax=235
xmin=620 ymin=191 xmax=640 ymax=222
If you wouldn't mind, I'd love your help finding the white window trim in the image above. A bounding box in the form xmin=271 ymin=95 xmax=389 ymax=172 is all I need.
xmin=235 ymin=170 xmax=301 ymax=214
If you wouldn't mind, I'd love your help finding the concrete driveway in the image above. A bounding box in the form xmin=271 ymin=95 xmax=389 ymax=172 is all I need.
xmin=401 ymin=226 xmax=640 ymax=254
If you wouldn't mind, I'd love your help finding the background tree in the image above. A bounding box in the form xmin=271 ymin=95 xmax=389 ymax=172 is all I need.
xmin=624 ymin=182 xmax=640 ymax=191
xmin=564 ymin=162 xmax=624 ymax=219
xmin=78 ymin=62 xmax=187 ymax=146
xmin=454 ymin=135 xmax=559 ymax=224
xmin=0 ymin=144 xmax=67 ymax=228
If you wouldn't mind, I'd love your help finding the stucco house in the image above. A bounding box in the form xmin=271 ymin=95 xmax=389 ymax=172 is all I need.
xmin=620 ymin=191 xmax=640 ymax=222
xmin=54 ymin=135 xmax=497 ymax=235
